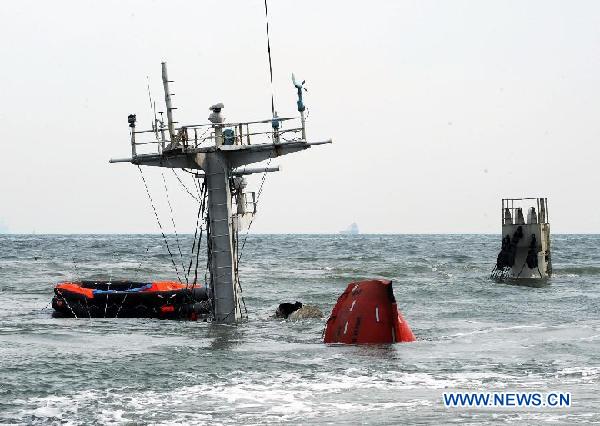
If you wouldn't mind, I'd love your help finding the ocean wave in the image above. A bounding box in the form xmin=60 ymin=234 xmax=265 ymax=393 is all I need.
xmin=2 ymin=234 xmax=600 ymax=424
xmin=554 ymin=266 xmax=600 ymax=276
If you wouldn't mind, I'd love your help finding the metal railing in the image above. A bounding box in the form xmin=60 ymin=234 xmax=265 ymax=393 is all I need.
xmin=502 ymin=197 xmax=549 ymax=225
xmin=130 ymin=116 xmax=304 ymax=157
xmin=235 ymin=192 xmax=257 ymax=215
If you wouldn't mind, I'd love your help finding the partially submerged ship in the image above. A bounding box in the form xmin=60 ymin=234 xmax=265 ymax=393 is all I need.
xmin=49 ymin=4 xmax=418 ymax=341
xmin=51 ymin=58 xmax=331 ymax=322
xmin=491 ymin=197 xmax=552 ymax=280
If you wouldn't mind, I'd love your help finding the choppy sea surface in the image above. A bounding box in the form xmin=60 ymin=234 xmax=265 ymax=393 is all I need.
xmin=1 ymin=234 xmax=599 ymax=424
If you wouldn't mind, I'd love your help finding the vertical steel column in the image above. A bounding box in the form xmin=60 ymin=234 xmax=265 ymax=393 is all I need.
xmin=201 ymin=152 xmax=240 ymax=323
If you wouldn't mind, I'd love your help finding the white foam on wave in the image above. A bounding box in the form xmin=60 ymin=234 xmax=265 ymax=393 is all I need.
xmin=30 ymin=404 xmax=63 ymax=420
xmin=554 ymin=366 xmax=600 ymax=383
xmin=449 ymin=323 xmax=546 ymax=338
xmin=552 ymin=273 xmax=580 ymax=278
xmin=7 ymin=368 xmax=466 ymax=424
xmin=8 ymin=362 xmax=600 ymax=424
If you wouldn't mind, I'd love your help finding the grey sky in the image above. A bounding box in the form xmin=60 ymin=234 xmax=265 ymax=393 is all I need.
xmin=1 ymin=0 xmax=599 ymax=233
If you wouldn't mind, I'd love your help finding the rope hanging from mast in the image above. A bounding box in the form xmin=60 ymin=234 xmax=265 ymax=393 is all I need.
xmin=186 ymin=184 xmax=204 ymax=283
xmin=189 ymin=181 xmax=208 ymax=290
xmin=137 ymin=165 xmax=183 ymax=284
xmin=161 ymin=171 xmax=187 ymax=282
xmin=171 ymin=169 xmax=199 ymax=202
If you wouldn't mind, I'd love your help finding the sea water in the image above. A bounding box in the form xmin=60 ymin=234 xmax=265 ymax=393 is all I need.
xmin=1 ymin=234 xmax=599 ymax=424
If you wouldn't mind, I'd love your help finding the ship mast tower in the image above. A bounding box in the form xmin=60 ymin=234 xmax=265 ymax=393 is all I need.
xmin=111 ymin=63 xmax=331 ymax=322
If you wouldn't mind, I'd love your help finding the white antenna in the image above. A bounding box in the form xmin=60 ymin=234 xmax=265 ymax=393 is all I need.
xmin=292 ymin=73 xmax=307 ymax=140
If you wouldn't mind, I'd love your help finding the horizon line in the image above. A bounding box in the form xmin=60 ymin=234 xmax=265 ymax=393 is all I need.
xmin=1 ymin=232 xmax=600 ymax=236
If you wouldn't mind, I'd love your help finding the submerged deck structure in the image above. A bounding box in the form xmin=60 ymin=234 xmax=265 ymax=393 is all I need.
xmin=492 ymin=197 xmax=552 ymax=280
xmin=110 ymin=63 xmax=331 ymax=323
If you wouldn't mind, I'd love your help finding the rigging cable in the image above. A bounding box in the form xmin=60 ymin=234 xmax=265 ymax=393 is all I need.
xmin=83 ymin=297 xmax=92 ymax=320
xmin=56 ymin=290 xmax=78 ymax=318
xmin=233 ymin=223 xmax=248 ymax=318
xmin=232 ymin=154 xmax=274 ymax=319
xmin=103 ymin=281 xmax=111 ymax=318
xmin=204 ymin=208 xmax=214 ymax=318
xmin=137 ymin=165 xmax=183 ymax=284
xmin=186 ymin=181 xmax=207 ymax=288
xmin=161 ymin=171 xmax=187 ymax=282
xmin=146 ymin=76 xmax=160 ymax=140
xmin=237 ymin=155 xmax=273 ymax=264
xmin=264 ymin=0 xmax=276 ymax=116
xmin=186 ymin=183 xmax=204 ymax=282
xmin=163 ymin=160 xmax=209 ymax=293
xmin=171 ymin=169 xmax=199 ymax=202
xmin=192 ymin=187 xmax=208 ymax=288
xmin=115 ymin=243 xmax=153 ymax=318
xmin=163 ymin=157 xmax=200 ymax=203
xmin=141 ymin=78 xmax=186 ymax=283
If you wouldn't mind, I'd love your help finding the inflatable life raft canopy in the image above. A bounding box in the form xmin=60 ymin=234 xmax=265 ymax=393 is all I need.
xmin=52 ymin=281 xmax=209 ymax=320
xmin=323 ymin=279 xmax=415 ymax=344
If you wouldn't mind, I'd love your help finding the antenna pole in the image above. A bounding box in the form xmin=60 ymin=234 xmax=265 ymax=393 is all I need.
xmin=300 ymin=110 xmax=306 ymax=141
xmin=159 ymin=112 xmax=166 ymax=152
xmin=128 ymin=114 xmax=137 ymax=157
xmin=293 ymin=75 xmax=307 ymax=140
xmin=161 ymin=62 xmax=176 ymax=141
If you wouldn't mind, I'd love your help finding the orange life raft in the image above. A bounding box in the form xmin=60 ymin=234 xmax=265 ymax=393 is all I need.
xmin=323 ymin=279 xmax=416 ymax=344
xmin=52 ymin=280 xmax=209 ymax=319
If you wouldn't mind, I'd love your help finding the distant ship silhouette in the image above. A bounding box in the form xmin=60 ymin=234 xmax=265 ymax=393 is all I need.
xmin=339 ymin=223 xmax=359 ymax=235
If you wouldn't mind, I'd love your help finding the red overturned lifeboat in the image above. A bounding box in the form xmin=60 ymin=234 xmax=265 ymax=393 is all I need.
xmin=323 ymin=279 xmax=416 ymax=344
xmin=52 ymin=280 xmax=210 ymax=320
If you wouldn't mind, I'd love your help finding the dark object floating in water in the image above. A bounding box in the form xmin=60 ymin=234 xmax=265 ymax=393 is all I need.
xmin=288 ymin=305 xmax=323 ymax=320
xmin=275 ymin=301 xmax=302 ymax=318
xmin=323 ymin=279 xmax=415 ymax=344
xmin=491 ymin=198 xmax=552 ymax=280
xmin=52 ymin=281 xmax=210 ymax=320
xmin=275 ymin=301 xmax=323 ymax=320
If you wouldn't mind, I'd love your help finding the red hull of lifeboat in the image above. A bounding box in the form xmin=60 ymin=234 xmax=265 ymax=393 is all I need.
xmin=323 ymin=279 xmax=416 ymax=344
